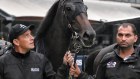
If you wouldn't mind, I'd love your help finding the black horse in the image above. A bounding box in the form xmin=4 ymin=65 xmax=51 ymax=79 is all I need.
xmin=35 ymin=0 xmax=96 ymax=71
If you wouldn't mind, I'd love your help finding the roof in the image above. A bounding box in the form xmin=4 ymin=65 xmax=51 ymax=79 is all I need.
xmin=0 ymin=0 xmax=55 ymax=17
xmin=85 ymin=1 xmax=140 ymax=22
xmin=0 ymin=9 xmax=14 ymax=21
xmin=1 ymin=0 xmax=140 ymax=22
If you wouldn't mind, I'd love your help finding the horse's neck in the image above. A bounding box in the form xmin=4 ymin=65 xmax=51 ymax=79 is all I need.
xmin=46 ymin=23 xmax=71 ymax=51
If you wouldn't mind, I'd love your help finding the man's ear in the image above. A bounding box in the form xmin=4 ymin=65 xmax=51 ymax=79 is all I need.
xmin=13 ymin=39 xmax=19 ymax=46
xmin=134 ymin=35 xmax=138 ymax=43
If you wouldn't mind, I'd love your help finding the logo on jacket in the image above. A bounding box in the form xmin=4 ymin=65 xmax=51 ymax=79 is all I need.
xmin=31 ymin=68 xmax=40 ymax=72
xmin=107 ymin=61 xmax=116 ymax=68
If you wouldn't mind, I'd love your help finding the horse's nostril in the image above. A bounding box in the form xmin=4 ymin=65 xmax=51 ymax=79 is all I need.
xmin=83 ymin=31 xmax=95 ymax=42
xmin=81 ymin=32 xmax=95 ymax=47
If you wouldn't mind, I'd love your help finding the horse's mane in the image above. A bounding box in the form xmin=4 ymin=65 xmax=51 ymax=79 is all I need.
xmin=35 ymin=1 xmax=59 ymax=55
xmin=36 ymin=1 xmax=59 ymax=38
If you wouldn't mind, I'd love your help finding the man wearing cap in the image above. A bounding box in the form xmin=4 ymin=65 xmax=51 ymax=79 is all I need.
xmin=0 ymin=24 xmax=74 ymax=79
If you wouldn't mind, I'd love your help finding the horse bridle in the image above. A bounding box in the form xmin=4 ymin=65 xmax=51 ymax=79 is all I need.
xmin=64 ymin=14 xmax=83 ymax=54
xmin=61 ymin=0 xmax=87 ymax=78
xmin=68 ymin=24 xmax=83 ymax=53
xmin=61 ymin=0 xmax=87 ymax=54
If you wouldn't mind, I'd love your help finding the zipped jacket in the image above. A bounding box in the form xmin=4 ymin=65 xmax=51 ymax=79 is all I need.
xmin=77 ymin=45 xmax=140 ymax=79
xmin=0 ymin=49 xmax=68 ymax=79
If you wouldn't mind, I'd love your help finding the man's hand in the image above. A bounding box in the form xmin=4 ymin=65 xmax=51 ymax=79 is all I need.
xmin=70 ymin=63 xmax=81 ymax=77
xmin=63 ymin=51 xmax=74 ymax=66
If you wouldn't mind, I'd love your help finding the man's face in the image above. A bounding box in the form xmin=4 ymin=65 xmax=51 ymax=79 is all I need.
xmin=16 ymin=30 xmax=34 ymax=50
xmin=116 ymin=26 xmax=138 ymax=48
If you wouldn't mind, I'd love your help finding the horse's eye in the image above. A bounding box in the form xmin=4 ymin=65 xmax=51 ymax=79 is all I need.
xmin=66 ymin=7 xmax=71 ymax=11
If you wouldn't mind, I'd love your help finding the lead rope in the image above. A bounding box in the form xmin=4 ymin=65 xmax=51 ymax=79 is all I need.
xmin=67 ymin=29 xmax=83 ymax=79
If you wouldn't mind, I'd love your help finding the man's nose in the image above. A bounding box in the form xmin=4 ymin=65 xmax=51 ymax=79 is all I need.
xmin=30 ymin=34 xmax=34 ymax=40
xmin=122 ymin=36 xmax=127 ymax=40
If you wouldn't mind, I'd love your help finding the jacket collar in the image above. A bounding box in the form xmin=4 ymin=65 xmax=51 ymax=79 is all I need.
xmin=11 ymin=48 xmax=30 ymax=58
xmin=113 ymin=45 xmax=138 ymax=63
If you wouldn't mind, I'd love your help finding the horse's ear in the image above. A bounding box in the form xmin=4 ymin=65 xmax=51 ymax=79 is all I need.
xmin=59 ymin=0 xmax=67 ymax=8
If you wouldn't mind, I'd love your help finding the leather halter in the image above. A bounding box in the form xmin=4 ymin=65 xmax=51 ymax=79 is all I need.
xmin=61 ymin=0 xmax=85 ymax=53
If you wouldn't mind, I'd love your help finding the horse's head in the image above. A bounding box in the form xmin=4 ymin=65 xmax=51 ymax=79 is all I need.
xmin=60 ymin=0 xmax=96 ymax=47
xmin=36 ymin=0 xmax=96 ymax=71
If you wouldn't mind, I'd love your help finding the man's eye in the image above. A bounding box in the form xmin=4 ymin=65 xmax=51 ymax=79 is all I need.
xmin=126 ymin=34 xmax=131 ymax=37
xmin=23 ymin=34 xmax=30 ymax=38
xmin=31 ymin=33 xmax=34 ymax=36
xmin=118 ymin=34 xmax=123 ymax=37
xmin=25 ymin=34 xmax=29 ymax=37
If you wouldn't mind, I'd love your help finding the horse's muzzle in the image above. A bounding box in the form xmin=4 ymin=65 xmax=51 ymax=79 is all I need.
xmin=80 ymin=30 xmax=96 ymax=47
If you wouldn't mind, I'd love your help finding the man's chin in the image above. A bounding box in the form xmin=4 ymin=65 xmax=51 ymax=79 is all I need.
xmin=119 ymin=44 xmax=128 ymax=47
xmin=29 ymin=46 xmax=35 ymax=49
xmin=119 ymin=45 xmax=129 ymax=49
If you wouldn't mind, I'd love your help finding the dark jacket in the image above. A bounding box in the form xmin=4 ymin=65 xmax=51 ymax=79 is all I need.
xmin=93 ymin=43 xmax=117 ymax=74
xmin=0 ymin=49 xmax=68 ymax=79
xmin=78 ymin=44 xmax=140 ymax=79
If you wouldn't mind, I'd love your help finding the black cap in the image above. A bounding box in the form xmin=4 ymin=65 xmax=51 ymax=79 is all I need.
xmin=9 ymin=24 xmax=34 ymax=43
